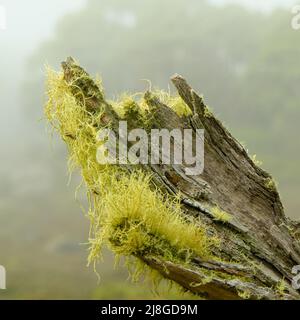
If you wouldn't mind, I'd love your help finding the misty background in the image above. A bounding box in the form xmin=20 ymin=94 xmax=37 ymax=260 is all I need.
xmin=0 ymin=0 xmax=299 ymax=299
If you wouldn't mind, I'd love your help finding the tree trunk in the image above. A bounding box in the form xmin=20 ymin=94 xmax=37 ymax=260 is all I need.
xmin=55 ymin=57 xmax=300 ymax=300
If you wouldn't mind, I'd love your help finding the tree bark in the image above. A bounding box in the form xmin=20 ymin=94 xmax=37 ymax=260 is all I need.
xmin=60 ymin=57 xmax=300 ymax=300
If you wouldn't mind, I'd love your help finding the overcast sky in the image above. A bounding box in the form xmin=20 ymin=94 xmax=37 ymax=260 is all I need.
xmin=0 ymin=0 xmax=85 ymax=140
xmin=0 ymin=0 xmax=297 ymax=141
xmin=210 ymin=0 xmax=297 ymax=12
xmin=0 ymin=0 xmax=296 ymax=65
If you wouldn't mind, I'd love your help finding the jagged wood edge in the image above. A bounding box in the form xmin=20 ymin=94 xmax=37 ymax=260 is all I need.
xmin=60 ymin=57 xmax=300 ymax=300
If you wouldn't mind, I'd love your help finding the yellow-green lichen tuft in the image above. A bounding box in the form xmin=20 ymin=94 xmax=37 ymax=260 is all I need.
xmin=264 ymin=177 xmax=277 ymax=192
xmin=203 ymin=106 xmax=213 ymax=118
xmin=88 ymin=172 xmax=215 ymax=266
xmin=165 ymin=95 xmax=192 ymax=117
xmin=110 ymin=90 xmax=192 ymax=120
xmin=237 ymin=289 xmax=251 ymax=300
xmin=109 ymin=93 xmax=147 ymax=119
xmin=45 ymin=66 xmax=217 ymax=289
xmin=251 ymin=154 xmax=263 ymax=167
xmin=151 ymin=90 xmax=192 ymax=117
xmin=275 ymin=278 xmax=287 ymax=296
xmin=211 ymin=206 xmax=232 ymax=223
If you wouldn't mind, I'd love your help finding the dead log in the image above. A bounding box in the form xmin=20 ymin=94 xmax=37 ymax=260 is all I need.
xmin=46 ymin=57 xmax=300 ymax=300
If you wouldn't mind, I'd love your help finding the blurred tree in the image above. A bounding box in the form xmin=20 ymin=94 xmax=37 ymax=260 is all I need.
xmin=25 ymin=0 xmax=264 ymax=118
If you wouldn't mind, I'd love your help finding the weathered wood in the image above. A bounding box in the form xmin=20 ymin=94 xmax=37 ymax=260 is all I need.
xmin=58 ymin=58 xmax=300 ymax=300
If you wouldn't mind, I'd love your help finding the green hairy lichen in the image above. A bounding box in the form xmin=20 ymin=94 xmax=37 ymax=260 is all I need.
xmin=45 ymin=67 xmax=217 ymax=289
xmin=111 ymin=90 xmax=192 ymax=120
xmin=264 ymin=177 xmax=277 ymax=192
xmin=203 ymin=105 xmax=213 ymax=118
xmin=210 ymin=206 xmax=232 ymax=223
xmin=237 ymin=289 xmax=251 ymax=300
xmin=154 ymin=90 xmax=192 ymax=117
xmin=89 ymin=172 xmax=214 ymax=263
xmin=251 ymin=154 xmax=263 ymax=167
xmin=275 ymin=278 xmax=287 ymax=296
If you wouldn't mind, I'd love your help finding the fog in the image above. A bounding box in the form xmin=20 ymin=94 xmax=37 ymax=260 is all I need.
xmin=0 ymin=0 xmax=299 ymax=299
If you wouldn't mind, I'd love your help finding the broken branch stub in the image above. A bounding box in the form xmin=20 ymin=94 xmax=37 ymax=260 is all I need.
xmin=46 ymin=57 xmax=300 ymax=300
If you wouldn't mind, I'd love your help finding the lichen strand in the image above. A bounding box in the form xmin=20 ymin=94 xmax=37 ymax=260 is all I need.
xmin=203 ymin=105 xmax=213 ymax=118
xmin=111 ymin=90 xmax=192 ymax=121
xmin=45 ymin=67 xmax=218 ymax=289
xmin=264 ymin=177 xmax=277 ymax=192
xmin=251 ymin=154 xmax=263 ymax=167
xmin=90 ymin=172 xmax=216 ymax=264
xmin=109 ymin=94 xmax=150 ymax=129
xmin=154 ymin=90 xmax=192 ymax=117
xmin=210 ymin=206 xmax=232 ymax=223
